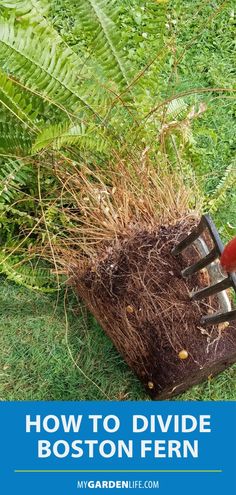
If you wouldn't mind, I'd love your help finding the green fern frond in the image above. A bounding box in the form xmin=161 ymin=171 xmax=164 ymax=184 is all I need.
xmin=75 ymin=0 xmax=131 ymax=89
xmin=166 ymin=98 xmax=188 ymax=120
xmin=0 ymin=158 xmax=30 ymax=202
xmin=0 ymin=202 xmax=36 ymax=225
xmin=0 ymin=121 xmax=32 ymax=155
xmin=0 ymin=16 xmax=99 ymax=118
xmin=1 ymin=0 xmax=49 ymax=20
xmin=0 ymin=253 xmax=58 ymax=291
xmin=181 ymin=123 xmax=195 ymax=144
xmin=32 ymin=121 xmax=109 ymax=153
xmin=204 ymin=163 xmax=236 ymax=214
xmin=0 ymin=69 xmax=38 ymax=128
xmin=144 ymin=1 xmax=167 ymax=35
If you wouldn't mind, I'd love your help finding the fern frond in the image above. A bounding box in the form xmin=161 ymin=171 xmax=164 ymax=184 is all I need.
xmin=0 ymin=158 xmax=30 ymax=202
xmin=0 ymin=16 xmax=100 ymax=118
xmin=1 ymin=0 xmax=49 ymax=20
xmin=0 ymin=253 xmax=57 ymax=291
xmin=0 ymin=69 xmax=38 ymax=128
xmin=166 ymin=98 xmax=188 ymax=120
xmin=0 ymin=202 xmax=36 ymax=225
xmin=0 ymin=121 xmax=32 ymax=155
xmin=32 ymin=121 xmax=109 ymax=153
xmin=204 ymin=162 xmax=236 ymax=214
xmin=75 ymin=0 xmax=131 ymax=89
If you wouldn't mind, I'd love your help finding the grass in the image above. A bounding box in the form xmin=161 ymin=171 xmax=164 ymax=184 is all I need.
xmin=0 ymin=0 xmax=235 ymax=400
xmin=0 ymin=277 xmax=146 ymax=401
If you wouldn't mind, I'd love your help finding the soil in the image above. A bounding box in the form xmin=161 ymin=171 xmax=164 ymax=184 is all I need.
xmin=72 ymin=220 xmax=236 ymax=399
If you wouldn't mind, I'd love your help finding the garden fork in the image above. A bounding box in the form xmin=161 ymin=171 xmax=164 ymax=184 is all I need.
xmin=172 ymin=214 xmax=236 ymax=326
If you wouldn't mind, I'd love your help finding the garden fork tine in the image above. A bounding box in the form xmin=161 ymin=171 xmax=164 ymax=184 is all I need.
xmin=172 ymin=214 xmax=236 ymax=326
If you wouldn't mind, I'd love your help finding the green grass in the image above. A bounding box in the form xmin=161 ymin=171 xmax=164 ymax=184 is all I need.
xmin=0 ymin=0 xmax=235 ymax=400
xmin=0 ymin=277 xmax=147 ymax=400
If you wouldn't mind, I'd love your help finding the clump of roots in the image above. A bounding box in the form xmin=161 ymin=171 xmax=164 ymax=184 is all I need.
xmin=39 ymin=153 xmax=236 ymax=399
xmin=70 ymin=220 xmax=236 ymax=398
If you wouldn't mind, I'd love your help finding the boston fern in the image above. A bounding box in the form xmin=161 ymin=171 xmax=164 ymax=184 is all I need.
xmin=0 ymin=0 xmax=197 ymax=290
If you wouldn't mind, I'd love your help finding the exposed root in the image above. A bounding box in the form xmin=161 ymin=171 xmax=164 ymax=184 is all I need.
xmin=70 ymin=221 xmax=236 ymax=398
xmin=34 ymin=156 xmax=236 ymax=399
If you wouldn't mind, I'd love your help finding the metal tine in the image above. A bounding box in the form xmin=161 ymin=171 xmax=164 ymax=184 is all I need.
xmin=171 ymin=216 xmax=206 ymax=255
xmin=172 ymin=214 xmax=224 ymax=254
xmin=181 ymin=246 xmax=218 ymax=277
xmin=230 ymin=271 xmax=236 ymax=292
xmin=203 ymin=213 xmax=225 ymax=254
xmin=201 ymin=309 xmax=236 ymax=326
xmin=197 ymin=266 xmax=236 ymax=326
xmin=172 ymin=214 xmax=222 ymax=278
xmin=191 ymin=276 xmax=232 ymax=301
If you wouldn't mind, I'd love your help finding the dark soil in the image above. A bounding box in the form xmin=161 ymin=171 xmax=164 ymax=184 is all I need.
xmin=73 ymin=220 xmax=236 ymax=399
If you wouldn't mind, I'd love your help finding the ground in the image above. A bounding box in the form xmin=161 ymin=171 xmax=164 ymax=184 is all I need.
xmin=0 ymin=0 xmax=235 ymax=400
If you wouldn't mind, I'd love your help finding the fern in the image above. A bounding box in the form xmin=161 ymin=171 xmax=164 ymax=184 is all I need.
xmin=0 ymin=158 xmax=30 ymax=202
xmin=0 ymin=0 xmax=168 ymax=293
xmin=1 ymin=0 xmax=50 ymax=21
xmin=0 ymin=252 xmax=58 ymax=291
xmin=204 ymin=162 xmax=236 ymax=214
xmin=73 ymin=0 xmax=131 ymax=89
xmin=0 ymin=69 xmax=38 ymax=128
xmin=0 ymin=121 xmax=32 ymax=154
xmin=166 ymin=98 xmax=188 ymax=120
xmin=32 ymin=121 xmax=109 ymax=153
xmin=0 ymin=15 xmax=100 ymax=118
xmin=0 ymin=202 xmax=36 ymax=225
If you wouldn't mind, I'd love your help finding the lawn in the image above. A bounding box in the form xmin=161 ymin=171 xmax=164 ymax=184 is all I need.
xmin=0 ymin=0 xmax=235 ymax=401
